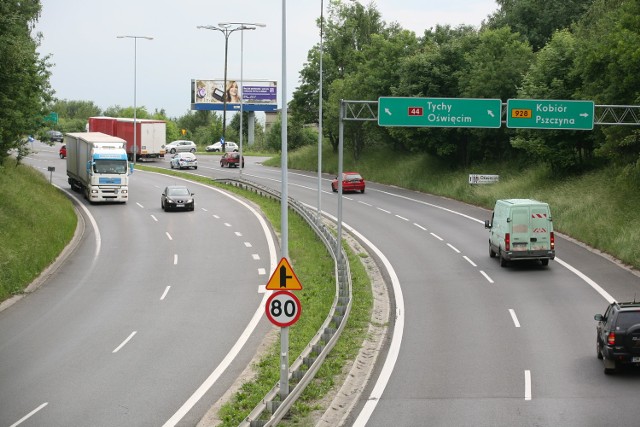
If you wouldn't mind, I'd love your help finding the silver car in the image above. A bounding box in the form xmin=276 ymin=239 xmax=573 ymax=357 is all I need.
xmin=205 ymin=141 xmax=238 ymax=152
xmin=170 ymin=152 xmax=198 ymax=170
xmin=165 ymin=140 xmax=197 ymax=154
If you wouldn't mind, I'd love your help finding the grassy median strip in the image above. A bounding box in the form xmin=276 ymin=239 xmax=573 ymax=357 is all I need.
xmin=0 ymin=158 xmax=76 ymax=302
xmin=136 ymin=164 xmax=373 ymax=425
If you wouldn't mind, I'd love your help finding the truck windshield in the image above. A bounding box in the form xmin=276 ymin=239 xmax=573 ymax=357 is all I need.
xmin=94 ymin=160 xmax=127 ymax=174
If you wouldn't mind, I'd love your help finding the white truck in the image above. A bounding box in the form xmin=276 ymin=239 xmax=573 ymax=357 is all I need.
xmin=65 ymin=132 xmax=130 ymax=203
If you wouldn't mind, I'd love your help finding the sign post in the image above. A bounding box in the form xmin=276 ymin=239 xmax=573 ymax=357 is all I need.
xmin=506 ymin=99 xmax=594 ymax=130
xmin=378 ymin=97 xmax=502 ymax=128
xmin=265 ymin=257 xmax=303 ymax=401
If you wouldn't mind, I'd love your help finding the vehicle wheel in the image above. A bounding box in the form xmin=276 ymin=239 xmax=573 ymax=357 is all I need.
xmin=194 ymin=166 xmax=198 ymax=170
xmin=361 ymin=188 xmax=365 ymax=193
xmin=597 ymin=341 xmax=603 ymax=360
xmin=170 ymin=163 xmax=174 ymax=169
xmin=170 ymin=148 xmax=176 ymax=154
xmin=499 ymin=250 xmax=508 ymax=267
xmin=332 ymin=185 xmax=337 ymax=193
xmin=604 ymin=364 xmax=616 ymax=375
xmin=59 ymin=154 xmax=64 ymax=159
xmin=540 ymin=259 xmax=549 ymax=266
xmin=190 ymin=148 xmax=196 ymax=153
xmin=220 ymin=162 xmax=224 ymax=167
xmin=489 ymin=245 xmax=496 ymax=258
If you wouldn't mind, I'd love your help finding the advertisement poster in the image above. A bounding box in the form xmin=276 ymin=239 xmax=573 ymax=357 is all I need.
xmin=191 ymin=79 xmax=277 ymax=112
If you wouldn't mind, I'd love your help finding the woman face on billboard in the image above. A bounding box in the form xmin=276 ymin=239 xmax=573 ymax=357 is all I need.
xmin=226 ymin=81 xmax=241 ymax=103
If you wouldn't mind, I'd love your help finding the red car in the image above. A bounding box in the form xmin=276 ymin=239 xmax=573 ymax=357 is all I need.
xmin=220 ymin=152 xmax=245 ymax=168
xmin=331 ymin=172 xmax=365 ymax=193
xmin=59 ymin=145 xmax=66 ymax=159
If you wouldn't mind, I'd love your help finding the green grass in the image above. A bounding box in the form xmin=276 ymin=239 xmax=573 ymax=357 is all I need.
xmin=266 ymin=144 xmax=640 ymax=269
xmin=0 ymin=158 xmax=77 ymax=301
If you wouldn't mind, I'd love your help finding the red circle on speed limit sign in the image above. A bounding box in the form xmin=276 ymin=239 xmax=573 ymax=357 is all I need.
xmin=265 ymin=291 xmax=302 ymax=327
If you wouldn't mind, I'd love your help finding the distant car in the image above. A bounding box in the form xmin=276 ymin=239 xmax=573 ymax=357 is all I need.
xmin=161 ymin=185 xmax=195 ymax=211
xmin=220 ymin=152 xmax=244 ymax=168
xmin=170 ymin=152 xmax=198 ymax=170
xmin=331 ymin=172 xmax=365 ymax=193
xmin=165 ymin=140 xmax=197 ymax=154
xmin=595 ymin=301 xmax=640 ymax=374
xmin=47 ymin=130 xmax=63 ymax=143
xmin=206 ymin=141 xmax=238 ymax=152
xmin=59 ymin=145 xmax=66 ymax=159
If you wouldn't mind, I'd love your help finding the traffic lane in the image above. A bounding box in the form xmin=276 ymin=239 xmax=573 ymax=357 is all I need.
xmin=260 ymin=170 xmax=640 ymax=424
xmin=0 ymin=168 xmax=274 ymax=426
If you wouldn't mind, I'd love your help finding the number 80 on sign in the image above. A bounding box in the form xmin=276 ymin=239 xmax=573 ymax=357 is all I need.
xmin=265 ymin=291 xmax=302 ymax=327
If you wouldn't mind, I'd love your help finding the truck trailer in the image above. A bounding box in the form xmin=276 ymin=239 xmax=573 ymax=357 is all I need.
xmin=88 ymin=116 xmax=166 ymax=161
xmin=65 ymin=132 xmax=130 ymax=203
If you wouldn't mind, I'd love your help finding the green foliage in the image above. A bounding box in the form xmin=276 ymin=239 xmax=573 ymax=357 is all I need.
xmin=0 ymin=0 xmax=53 ymax=165
xmin=52 ymin=99 xmax=101 ymax=121
xmin=0 ymin=158 xmax=76 ymax=301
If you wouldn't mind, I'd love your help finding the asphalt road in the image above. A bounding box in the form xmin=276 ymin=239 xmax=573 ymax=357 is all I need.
xmin=227 ymin=160 xmax=640 ymax=426
xmin=1 ymin=143 xmax=277 ymax=426
xmin=7 ymin=144 xmax=640 ymax=426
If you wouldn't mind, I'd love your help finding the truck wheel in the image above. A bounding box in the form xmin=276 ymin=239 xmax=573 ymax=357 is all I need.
xmin=489 ymin=244 xmax=496 ymax=258
xmin=540 ymin=259 xmax=549 ymax=266
xmin=499 ymin=250 xmax=508 ymax=267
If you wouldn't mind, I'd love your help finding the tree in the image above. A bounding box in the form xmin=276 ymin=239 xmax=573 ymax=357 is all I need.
xmin=0 ymin=0 xmax=53 ymax=165
xmin=486 ymin=0 xmax=594 ymax=51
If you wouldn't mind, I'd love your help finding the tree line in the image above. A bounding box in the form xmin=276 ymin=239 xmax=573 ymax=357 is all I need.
xmin=289 ymin=0 xmax=640 ymax=177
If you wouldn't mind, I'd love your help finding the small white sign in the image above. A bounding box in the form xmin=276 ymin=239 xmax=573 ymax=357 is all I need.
xmin=469 ymin=174 xmax=499 ymax=185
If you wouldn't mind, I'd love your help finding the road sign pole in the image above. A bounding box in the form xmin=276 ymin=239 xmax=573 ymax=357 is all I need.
xmin=280 ymin=326 xmax=289 ymax=400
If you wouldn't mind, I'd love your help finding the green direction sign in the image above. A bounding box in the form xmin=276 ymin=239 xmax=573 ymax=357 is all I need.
xmin=44 ymin=112 xmax=59 ymax=124
xmin=506 ymin=99 xmax=594 ymax=130
xmin=378 ymin=97 xmax=502 ymax=128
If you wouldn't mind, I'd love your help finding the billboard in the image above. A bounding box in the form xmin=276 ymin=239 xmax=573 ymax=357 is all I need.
xmin=191 ymin=79 xmax=278 ymax=112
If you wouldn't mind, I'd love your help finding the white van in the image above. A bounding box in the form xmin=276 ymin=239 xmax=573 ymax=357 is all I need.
xmin=484 ymin=199 xmax=555 ymax=267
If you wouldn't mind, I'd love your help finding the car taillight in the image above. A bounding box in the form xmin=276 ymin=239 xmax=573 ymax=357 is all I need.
xmin=607 ymin=331 xmax=616 ymax=345
xmin=550 ymin=232 xmax=555 ymax=250
xmin=505 ymin=233 xmax=511 ymax=251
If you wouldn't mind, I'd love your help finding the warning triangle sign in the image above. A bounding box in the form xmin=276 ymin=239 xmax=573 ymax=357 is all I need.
xmin=265 ymin=257 xmax=303 ymax=291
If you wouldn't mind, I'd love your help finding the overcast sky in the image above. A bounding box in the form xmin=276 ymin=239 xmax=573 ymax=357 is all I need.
xmin=35 ymin=0 xmax=498 ymax=119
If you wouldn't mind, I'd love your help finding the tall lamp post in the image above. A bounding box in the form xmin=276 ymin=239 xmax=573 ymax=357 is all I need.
xmin=219 ymin=22 xmax=266 ymax=176
xmin=117 ymin=35 xmax=153 ymax=163
xmin=197 ymin=24 xmax=255 ymax=147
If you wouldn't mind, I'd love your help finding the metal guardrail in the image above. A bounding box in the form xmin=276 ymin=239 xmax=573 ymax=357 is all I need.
xmin=219 ymin=178 xmax=353 ymax=427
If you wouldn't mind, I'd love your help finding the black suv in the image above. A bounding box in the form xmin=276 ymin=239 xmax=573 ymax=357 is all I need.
xmin=594 ymin=301 xmax=640 ymax=374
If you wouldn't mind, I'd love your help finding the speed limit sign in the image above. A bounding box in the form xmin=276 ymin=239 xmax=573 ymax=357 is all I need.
xmin=265 ymin=291 xmax=301 ymax=327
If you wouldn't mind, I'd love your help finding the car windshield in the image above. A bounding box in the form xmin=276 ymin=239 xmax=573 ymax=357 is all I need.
xmin=168 ymin=188 xmax=190 ymax=196
xmin=616 ymin=311 xmax=640 ymax=329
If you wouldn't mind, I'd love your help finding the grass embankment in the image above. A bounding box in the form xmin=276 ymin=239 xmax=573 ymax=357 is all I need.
xmin=0 ymin=158 xmax=76 ymax=302
xmin=267 ymin=145 xmax=640 ymax=270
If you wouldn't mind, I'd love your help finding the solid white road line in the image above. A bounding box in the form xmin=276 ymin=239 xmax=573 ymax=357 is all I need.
xmin=9 ymin=402 xmax=48 ymax=427
xmin=509 ymin=309 xmax=521 ymax=328
xmin=112 ymin=331 xmax=137 ymax=353
xmin=524 ymin=370 xmax=532 ymax=400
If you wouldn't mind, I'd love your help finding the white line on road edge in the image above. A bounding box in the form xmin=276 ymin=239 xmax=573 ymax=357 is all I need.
xmin=160 ymin=286 xmax=171 ymax=300
xmin=555 ymin=258 xmax=616 ymax=304
xmin=509 ymin=309 xmax=521 ymax=328
xmin=524 ymin=370 xmax=532 ymax=400
xmin=113 ymin=331 xmax=137 ymax=353
xmin=480 ymin=270 xmax=494 ymax=284
xmin=9 ymin=402 xmax=48 ymax=427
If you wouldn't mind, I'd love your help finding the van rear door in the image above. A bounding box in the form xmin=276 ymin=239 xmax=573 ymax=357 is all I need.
xmin=530 ymin=206 xmax=551 ymax=251
xmin=510 ymin=207 xmax=531 ymax=252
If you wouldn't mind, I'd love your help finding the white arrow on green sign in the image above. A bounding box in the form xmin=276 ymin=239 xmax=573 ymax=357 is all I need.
xmin=506 ymin=99 xmax=594 ymax=130
xmin=378 ymin=97 xmax=502 ymax=128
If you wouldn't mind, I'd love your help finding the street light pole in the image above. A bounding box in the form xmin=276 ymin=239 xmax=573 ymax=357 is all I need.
xmin=219 ymin=22 xmax=266 ymax=177
xmin=117 ymin=35 xmax=153 ymax=164
xmin=197 ymin=24 xmax=255 ymax=147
